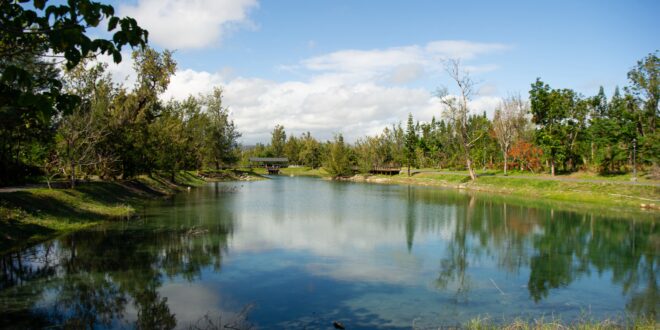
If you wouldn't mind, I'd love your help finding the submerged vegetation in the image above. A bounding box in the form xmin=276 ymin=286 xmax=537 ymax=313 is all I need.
xmin=462 ymin=314 xmax=657 ymax=330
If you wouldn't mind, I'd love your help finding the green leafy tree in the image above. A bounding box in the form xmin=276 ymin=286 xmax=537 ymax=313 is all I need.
xmin=529 ymin=79 xmax=576 ymax=176
xmin=270 ymin=124 xmax=286 ymax=157
xmin=298 ymin=132 xmax=322 ymax=168
xmin=284 ymin=135 xmax=301 ymax=164
xmin=0 ymin=0 xmax=148 ymax=184
xmin=108 ymin=47 xmax=176 ymax=178
xmin=404 ymin=113 xmax=418 ymax=176
xmin=324 ymin=134 xmax=352 ymax=177
xmin=203 ymin=88 xmax=240 ymax=169
xmin=627 ymin=51 xmax=659 ymax=168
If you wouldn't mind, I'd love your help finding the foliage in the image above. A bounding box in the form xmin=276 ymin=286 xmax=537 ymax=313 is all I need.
xmin=0 ymin=0 xmax=148 ymax=185
xmin=270 ymin=124 xmax=286 ymax=157
xmin=324 ymin=134 xmax=353 ymax=177
xmin=404 ymin=113 xmax=418 ymax=176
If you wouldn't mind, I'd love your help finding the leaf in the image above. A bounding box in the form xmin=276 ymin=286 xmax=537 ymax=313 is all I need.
xmin=112 ymin=51 xmax=122 ymax=63
xmin=34 ymin=0 xmax=46 ymax=10
xmin=108 ymin=16 xmax=119 ymax=31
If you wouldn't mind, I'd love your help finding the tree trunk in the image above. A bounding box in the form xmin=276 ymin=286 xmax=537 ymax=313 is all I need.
xmin=171 ymin=170 xmax=175 ymax=183
xmin=407 ymin=163 xmax=411 ymax=177
xmin=70 ymin=163 xmax=76 ymax=188
xmin=466 ymin=157 xmax=476 ymax=181
xmin=503 ymin=150 xmax=508 ymax=175
xmin=551 ymin=159 xmax=556 ymax=176
xmin=215 ymin=160 xmax=220 ymax=170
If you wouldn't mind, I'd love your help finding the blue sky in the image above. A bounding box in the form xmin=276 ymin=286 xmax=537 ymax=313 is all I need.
xmin=103 ymin=0 xmax=659 ymax=143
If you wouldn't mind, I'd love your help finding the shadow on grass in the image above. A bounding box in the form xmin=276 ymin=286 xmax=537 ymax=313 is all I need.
xmin=0 ymin=219 xmax=55 ymax=252
xmin=1 ymin=191 xmax=110 ymax=223
xmin=76 ymin=181 xmax=165 ymax=205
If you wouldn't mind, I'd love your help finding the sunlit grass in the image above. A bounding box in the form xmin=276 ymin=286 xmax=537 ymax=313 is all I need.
xmin=0 ymin=172 xmax=198 ymax=253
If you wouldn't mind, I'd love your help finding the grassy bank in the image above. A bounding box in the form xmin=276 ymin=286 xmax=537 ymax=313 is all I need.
xmin=274 ymin=166 xmax=659 ymax=212
xmin=351 ymin=172 xmax=658 ymax=210
xmin=0 ymin=172 xmax=207 ymax=253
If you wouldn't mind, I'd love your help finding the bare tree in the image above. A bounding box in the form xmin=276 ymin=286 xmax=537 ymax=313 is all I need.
xmin=56 ymin=109 xmax=110 ymax=188
xmin=436 ymin=59 xmax=481 ymax=181
xmin=493 ymin=94 xmax=529 ymax=175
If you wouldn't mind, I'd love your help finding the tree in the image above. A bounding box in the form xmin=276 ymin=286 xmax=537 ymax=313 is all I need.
xmin=436 ymin=59 xmax=481 ymax=181
xmin=529 ymin=79 xmax=577 ymax=176
xmin=203 ymin=88 xmax=240 ymax=169
xmin=149 ymin=102 xmax=186 ymax=183
xmin=627 ymin=51 xmax=659 ymax=136
xmin=299 ymin=132 xmax=322 ymax=169
xmin=108 ymin=47 xmax=176 ymax=178
xmin=627 ymin=51 xmax=659 ymax=168
xmin=0 ymin=0 xmax=148 ymax=184
xmin=270 ymin=124 xmax=286 ymax=157
xmin=324 ymin=134 xmax=352 ymax=177
xmin=284 ymin=135 xmax=301 ymax=164
xmin=493 ymin=95 xmax=529 ymax=175
xmin=404 ymin=113 xmax=418 ymax=176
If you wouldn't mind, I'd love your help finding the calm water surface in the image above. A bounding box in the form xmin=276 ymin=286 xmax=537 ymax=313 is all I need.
xmin=1 ymin=177 xmax=658 ymax=329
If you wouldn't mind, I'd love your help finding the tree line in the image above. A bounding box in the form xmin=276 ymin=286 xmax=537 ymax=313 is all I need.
xmin=1 ymin=1 xmax=240 ymax=187
xmin=2 ymin=1 xmax=656 ymax=185
xmin=245 ymin=53 xmax=658 ymax=179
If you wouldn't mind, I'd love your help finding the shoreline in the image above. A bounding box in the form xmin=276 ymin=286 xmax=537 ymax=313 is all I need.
xmin=273 ymin=167 xmax=659 ymax=214
xmin=0 ymin=170 xmax=263 ymax=254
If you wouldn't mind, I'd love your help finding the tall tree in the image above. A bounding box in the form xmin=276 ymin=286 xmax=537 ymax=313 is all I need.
xmin=270 ymin=124 xmax=286 ymax=157
xmin=627 ymin=51 xmax=659 ymax=136
xmin=436 ymin=60 xmax=481 ymax=181
xmin=204 ymin=88 xmax=240 ymax=169
xmin=529 ymin=79 xmax=577 ymax=176
xmin=404 ymin=113 xmax=418 ymax=176
xmin=299 ymin=132 xmax=322 ymax=168
xmin=324 ymin=134 xmax=352 ymax=177
xmin=627 ymin=51 xmax=659 ymax=168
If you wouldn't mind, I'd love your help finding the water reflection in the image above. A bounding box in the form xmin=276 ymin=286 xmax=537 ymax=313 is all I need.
xmin=0 ymin=207 xmax=233 ymax=328
xmin=0 ymin=178 xmax=657 ymax=328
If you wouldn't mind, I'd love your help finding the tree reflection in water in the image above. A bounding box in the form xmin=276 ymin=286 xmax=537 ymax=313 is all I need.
xmin=0 ymin=181 xmax=657 ymax=327
xmin=0 ymin=219 xmax=233 ymax=329
xmin=403 ymin=188 xmax=657 ymax=318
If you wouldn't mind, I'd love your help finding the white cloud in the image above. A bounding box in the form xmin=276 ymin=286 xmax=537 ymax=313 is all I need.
xmin=298 ymin=40 xmax=509 ymax=82
xmin=164 ymin=74 xmax=500 ymax=144
xmin=96 ymin=51 xmax=136 ymax=87
xmin=424 ymin=40 xmax=509 ymax=59
xmin=120 ymin=0 xmax=258 ymax=49
xmin=100 ymin=40 xmax=507 ymax=143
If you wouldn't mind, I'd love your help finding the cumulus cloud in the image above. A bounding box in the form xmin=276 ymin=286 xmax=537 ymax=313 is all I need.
xmin=119 ymin=0 xmax=258 ymax=49
xmin=96 ymin=51 xmax=136 ymax=87
xmin=102 ymin=40 xmax=507 ymax=143
xmin=298 ymin=40 xmax=509 ymax=82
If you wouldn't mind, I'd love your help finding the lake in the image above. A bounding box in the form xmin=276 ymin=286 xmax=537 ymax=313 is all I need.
xmin=1 ymin=176 xmax=658 ymax=329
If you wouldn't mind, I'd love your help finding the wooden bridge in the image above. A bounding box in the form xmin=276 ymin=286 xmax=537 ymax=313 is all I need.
xmin=248 ymin=157 xmax=289 ymax=175
xmin=369 ymin=166 xmax=401 ymax=176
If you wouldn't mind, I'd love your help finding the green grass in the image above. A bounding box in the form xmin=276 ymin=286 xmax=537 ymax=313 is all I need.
xmin=0 ymin=172 xmax=200 ymax=253
xmin=346 ymin=169 xmax=659 ymax=213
